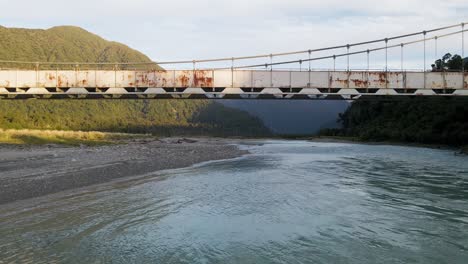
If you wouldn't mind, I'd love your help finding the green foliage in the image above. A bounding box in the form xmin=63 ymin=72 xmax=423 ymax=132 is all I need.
xmin=321 ymin=52 xmax=468 ymax=146
xmin=320 ymin=98 xmax=468 ymax=146
xmin=0 ymin=99 xmax=270 ymax=137
xmin=0 ymin=25 xmax=271 ymax=137
xmin=0 ymin=26 xmax=160 ymax=70
xmin=433 ymin=53 xmax=468 ymax=71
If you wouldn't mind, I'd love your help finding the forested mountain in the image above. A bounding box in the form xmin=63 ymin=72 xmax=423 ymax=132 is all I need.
xmin=0 ymin=26 xmax=270 ymax=137
xmin=0 ymin=100 xmax=270 ymax=137
xmin=321 ymin=53 xmax=468 ymax=146
xmin=0 ymin=25 xmax=160 ymax=69
xmin=326 ymin=98 xmax=468 ymax=146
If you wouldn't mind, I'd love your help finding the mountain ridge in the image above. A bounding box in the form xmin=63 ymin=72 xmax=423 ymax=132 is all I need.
xmin=0 ymin=25 xmax=158 ymax=68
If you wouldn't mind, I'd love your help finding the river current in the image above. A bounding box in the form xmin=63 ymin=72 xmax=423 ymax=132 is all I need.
xmin=0 ymin=140 xmax=467 ymax=263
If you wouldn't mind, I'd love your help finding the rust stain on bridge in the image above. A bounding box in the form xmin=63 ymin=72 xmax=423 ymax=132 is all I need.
xmin=178 ymin=71 xmax=191 ymax=87
xmin=138 ymin=72 xmax=149 ymax=87
xmin=376 ymin=72 xmax=387 ymax=84
xmin=351 ymin=79 xmax=369 ymax=87
xmin=47 ymin=73 xmax=55 ymax=81
xmin=57 ymin=75 xmax=67 ymax=87
xmin=194 ymin=70 xmax=213 ymax=87
xmin=81 ymin=79 xmax=89 ymax=87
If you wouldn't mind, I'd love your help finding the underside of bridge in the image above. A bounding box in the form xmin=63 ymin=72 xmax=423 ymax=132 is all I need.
xmin=0 ymin=90 xmax=466 ymax=100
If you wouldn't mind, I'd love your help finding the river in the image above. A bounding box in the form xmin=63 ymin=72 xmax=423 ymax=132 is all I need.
xmin=0 ymin=140 xmax=467 ymax=263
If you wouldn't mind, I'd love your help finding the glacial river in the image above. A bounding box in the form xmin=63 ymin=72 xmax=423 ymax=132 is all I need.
xmin=0 ymin=140 xmax=467 ymax=263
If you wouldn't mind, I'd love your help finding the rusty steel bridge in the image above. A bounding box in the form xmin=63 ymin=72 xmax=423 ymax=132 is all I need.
xmin=0 ymin=22 xmax=467 ymax=100
xmin=0 ymin=70 xmax=467 ymax=100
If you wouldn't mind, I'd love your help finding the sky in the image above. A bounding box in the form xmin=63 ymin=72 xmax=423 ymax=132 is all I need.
xmin=1 ymin=0 xmax=467 ymax=70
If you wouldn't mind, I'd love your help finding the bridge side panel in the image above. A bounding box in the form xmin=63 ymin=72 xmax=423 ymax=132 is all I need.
xmin=135 ymin=71 xmax=150 ymax=87
xmin=174 ymin=71 xmax=194 ymax=88
xmin=194 ymin=70 xmax=213 ymax=88
xmin=96 ymin=71 xmax=116 ymax=88
xmin=37 ymin=71 xmax=56 ymax=87
xmin=213 ymin=70 xmax=232 ymax=88
xmin=253 ymin=71 xmax=271 ymax=88
xmin=116 ymin=71 xmax=150 ymax=87
xmin=272 ymin=71 xmax=291 ymax=88
xmin=368 ymin=72 xmax=387 ymax=89
xmin=309 ymin=72 xmax=329 ymax=88
xmin=116 ymin=71 xmax=136 ymax=87
xmin=0 ymin=71 xmax=17 ymax=88
xmin=57 ymin=71 xmax=76 ymax=88
xmin=443 ymin=72 xmax=463 ymax=89
xmin=291 ymin=72 xmax=309 ymax=88
xmin=146 ymin=71 xmax=157 ymax=87
xmin=15 ymin=71 xmax=36 ymax=88
xmin=76 ymin=71 xmax=96 ymax=87
xmin=465 ymin=72 xmax=468 ymax=89
xmin=426 ymin=72 xmax=444 ymax=89
xmin=330 ymin=72 xmax=349 ymax=89
xmin=233 ymin=71 xmax=252 ymax=88
xmin=349 ymin=72 xmax=368 ymax=89
xmin=387 ymin=72 xmax=404 ymax=89
xmin=406 ymin=72 xmax=424 ymax=89
xmin=135 ymin=71 xmax=149 ymax=88
xmin=152 ymin=70 xmax=175 ymax=88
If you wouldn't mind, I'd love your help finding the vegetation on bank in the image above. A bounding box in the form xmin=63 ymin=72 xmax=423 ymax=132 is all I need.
xmin=320 ymin=53 xmax=468 ymax=148
xmin=0 ymin=129 xmax=139 ymax=146
xmin=0 ymin=100 xmax=271 ymax=137
xmin=0 ymin=25 xmax=271 ymax=137
xmin=320 ymin=98 xmax=468 ymax=146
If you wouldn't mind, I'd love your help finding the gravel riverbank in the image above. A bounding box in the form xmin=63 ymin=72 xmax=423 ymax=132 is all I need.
xmin=0 ymin=138 xmax=247 ymax=205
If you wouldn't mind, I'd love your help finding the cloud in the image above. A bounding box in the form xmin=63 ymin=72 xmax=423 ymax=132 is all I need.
xmin=0 ymin=0 xmax=467 ymax=69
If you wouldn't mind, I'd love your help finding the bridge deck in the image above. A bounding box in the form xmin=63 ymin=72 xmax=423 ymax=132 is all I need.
xmin=0 ymin=70 xmax=467 ymax=99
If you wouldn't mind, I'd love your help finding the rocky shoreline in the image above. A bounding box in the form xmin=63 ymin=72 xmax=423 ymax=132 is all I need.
xmin=0 ymin=138 xmax=247 ymax=205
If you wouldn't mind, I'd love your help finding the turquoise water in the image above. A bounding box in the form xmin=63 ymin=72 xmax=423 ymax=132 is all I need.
xmin=0 ymin=140 xmax=467 ymax=263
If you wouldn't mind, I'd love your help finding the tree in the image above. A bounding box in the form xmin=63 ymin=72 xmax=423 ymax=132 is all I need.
xmin=433 ymin=53 xmax=468 ymax=71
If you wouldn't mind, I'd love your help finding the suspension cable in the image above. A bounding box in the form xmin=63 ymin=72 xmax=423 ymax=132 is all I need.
xmin=154 ymin=22 xmax=465 ymax=65
xmin=0 ymin=22 xmax=466 ymax=66
xmin=213 ymin=29 xmax=468 ymax=70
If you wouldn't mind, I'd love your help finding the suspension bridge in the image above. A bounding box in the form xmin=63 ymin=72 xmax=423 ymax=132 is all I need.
xmin=0 ymin=23 xmax=466 ymax=100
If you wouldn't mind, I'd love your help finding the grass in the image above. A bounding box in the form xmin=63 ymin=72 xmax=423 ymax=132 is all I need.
xmin=0 ymin=129 xmax=143 ymax=146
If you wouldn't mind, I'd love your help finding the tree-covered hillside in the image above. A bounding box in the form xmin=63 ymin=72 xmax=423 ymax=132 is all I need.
xmin=325 ymin=98 xmax=468 ymax=146
xmin=0 ymin=26 xmax=270 ymax=137
xmin=0 ymin=100 xmax=270 ymax=137
xmin=0 ymin=25 xmax=160 ymax=69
